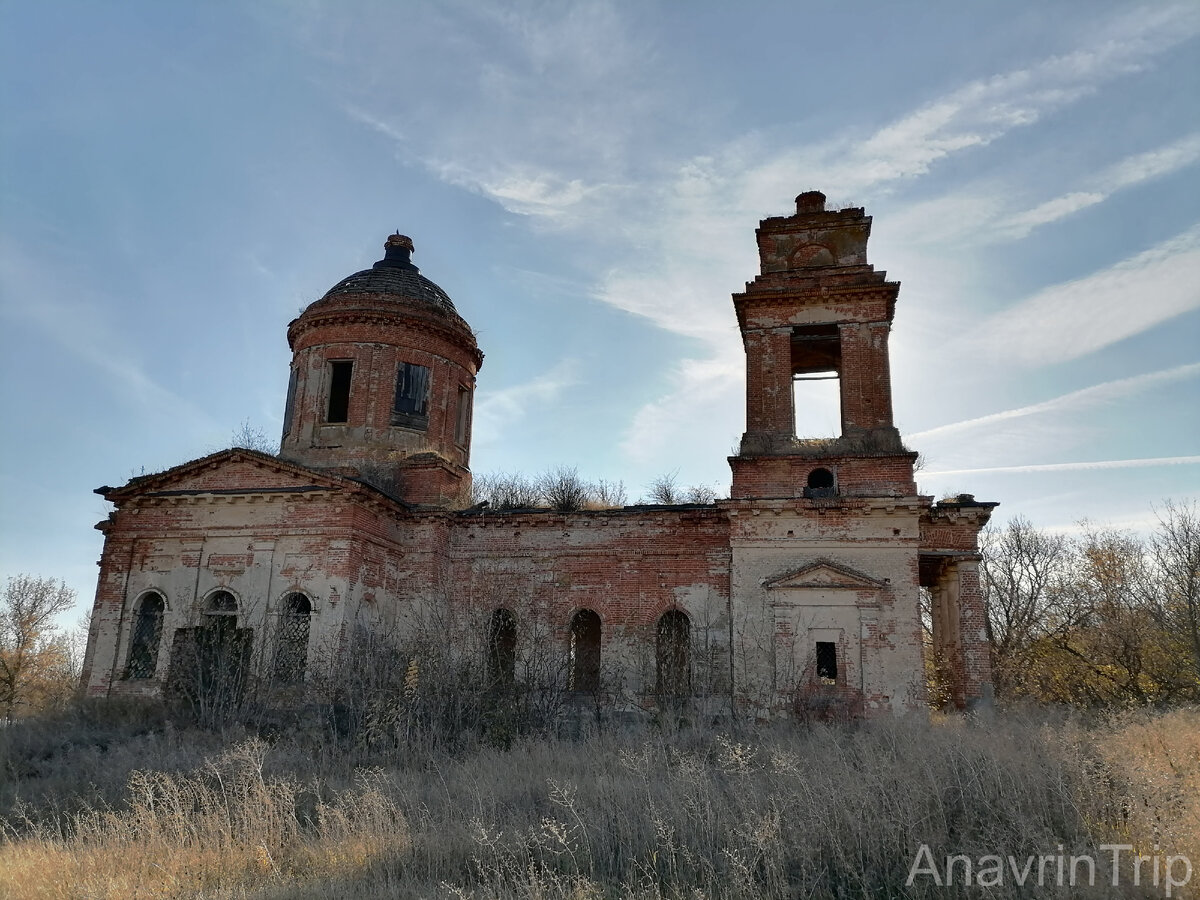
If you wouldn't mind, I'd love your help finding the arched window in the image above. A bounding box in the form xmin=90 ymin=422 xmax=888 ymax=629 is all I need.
xmin=205 ymin=591 xmax=238 ymax=638
xmin=207 ymin=591 xmax=237 ymax=613
xmin=487 ymin=608 xmax=516 ymax=686
xmin=656 ymin=609 xmax=691 ymax=698
xmin=274 ymin=593 xmax=311 ymax=682
xmin=568 ymin=609 xmax=601 ymax=693
xmin=807 ymin=467 xmax=835 ymax=489
xmin=193 ymin=590 xmax=249 ymax=707
xmin=804 ymin=467 xmax=837 ymax=498
xmin=126 ymin=592 xmax=165 ymax=679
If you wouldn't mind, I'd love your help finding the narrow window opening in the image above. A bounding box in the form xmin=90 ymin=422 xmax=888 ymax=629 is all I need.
xmin=126 ymin=592 xmax=165 ymax=679
xmin=281 ymin=368 xmax=298 ymax=437
xmin=487 ymin=609 xmax=516 ymax=686
xmin=326 ymin=361 xmax=353 ymax=424
xmin=656 ymin=610 xmax=691 ymax=699
xmin=455 ymin=386 xmax=471 ymax=446
xmin=568 ymin=609 xmax=601 ymax=693
xmin=815 ymin=641 xmax=838 ymax=683
xmin=392 ymin=362 xmax=431 ymax=429
xmin=791 ymin=324 xmax=842 ymax=438
xmin=273 ymin=593 xmax=311 ymax=683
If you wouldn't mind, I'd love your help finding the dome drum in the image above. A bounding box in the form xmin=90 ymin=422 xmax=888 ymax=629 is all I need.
xmin=277 ymin=236 xmax=480 ymax=508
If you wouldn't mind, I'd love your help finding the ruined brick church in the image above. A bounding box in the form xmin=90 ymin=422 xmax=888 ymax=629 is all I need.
xmin=81 ymin=192 xmax=996 ymax=717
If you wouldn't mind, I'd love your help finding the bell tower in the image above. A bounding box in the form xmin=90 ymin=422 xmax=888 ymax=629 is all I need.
xmin=279 ymin=234 xmax=483 ymax=507
xmin=729 ymin=192 xmax=916 ymax=499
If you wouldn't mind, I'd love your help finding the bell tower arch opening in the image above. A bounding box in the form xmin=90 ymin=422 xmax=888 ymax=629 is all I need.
xmin=791 ymin=323 xmax=841 ymax=438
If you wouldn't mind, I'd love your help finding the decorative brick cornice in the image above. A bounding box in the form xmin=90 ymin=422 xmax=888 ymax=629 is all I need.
xmin=287 ymin=306 xmax=482 ymax=368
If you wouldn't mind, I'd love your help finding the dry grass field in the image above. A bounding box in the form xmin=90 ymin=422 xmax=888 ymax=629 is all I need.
xmin=1 ymin=704 xmax=1198 ymax=899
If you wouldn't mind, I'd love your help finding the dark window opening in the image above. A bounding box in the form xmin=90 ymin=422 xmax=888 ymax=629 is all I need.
xmin=487 ymin=608 xmax=517 ymax=687
xmin=273 ymin=593 xmax=311 ymax=683
xmin=804 ymin=467 xmax=837 ymax=498
xmin=126 ymin=592 xmax=165 ymax=679
xmin=326 ymin=361 xmax=353 ymax=423
xmin=392 ymin=362 xmax=431 ymax=429
xmin=568 ymin=609 xmax=601 ymax=693
xmin=656 ymin=610 xmax=691 ymax=699
xmin=163 ymin=591 xmax=252 ymax=719
xmin=281 ymin=368 xmax=298 ymax=438
xmin=455 ymin=386 xmax=471 ymax=446
xmin=791 ymin=324 xmax=842 ymax=438
xmin=816 ymin=641 xmax=838 ymax=683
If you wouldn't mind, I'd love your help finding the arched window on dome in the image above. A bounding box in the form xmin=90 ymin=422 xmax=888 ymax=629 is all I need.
xmin=281 ymin=368 xmax=298 ymax=437
xmin=126 ymin=592 xmax=165 ymax=679
xmin=326 ymin=361 xmax=353 ymax=423
xmin=392 ymin=362 xmax=431 ymax=429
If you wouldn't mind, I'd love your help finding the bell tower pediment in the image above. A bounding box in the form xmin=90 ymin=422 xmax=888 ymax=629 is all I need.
xmin=763 ymin=560 xmax=887 ymax=591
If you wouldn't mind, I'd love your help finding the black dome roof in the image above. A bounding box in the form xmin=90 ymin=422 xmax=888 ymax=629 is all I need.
xmin=320 ymin=234 xmax=460 ymax=317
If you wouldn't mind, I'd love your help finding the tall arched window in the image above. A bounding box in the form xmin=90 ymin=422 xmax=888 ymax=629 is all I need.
xmin=656 ymin=609 xmax=691 ymax=698
xmin=487 ymin=608 xmax=516 ymax=686
xmin=126 ymin=592 xmax=165 ymax=679
xmin=568 ymin=609 xmax=601 ymax=693
xmin=194 ymin=590 xmax=247 ymax=706
xmin=274 ymin=593 xmax=311 ymax=682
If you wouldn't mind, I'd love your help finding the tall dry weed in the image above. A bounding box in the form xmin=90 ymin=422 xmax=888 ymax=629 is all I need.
xmin=2 ymin=705 xmax=1199 ymax=898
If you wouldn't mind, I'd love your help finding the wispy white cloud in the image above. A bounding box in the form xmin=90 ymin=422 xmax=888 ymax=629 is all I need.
xmin=973 ymin=225 xmax=1200 ymax=366
xmin=618 ymin=351 xmax=742 ymax=465
xmin=472 ymin=358 xmax=581 ymax=447
xmin=430 ymin=161 xmax=602 ymax=221
xmin=925 ymin=455 xmax=1200 ymax=477
xmin=994 ymin=132 xmax=1200 ymax=239
xmin=0 ymin=241 xmax=220 ymax=430
xmin=885 ymin=131 xmax=1200 ymax=248
xmin=910 ymin=362 xmax=1200 ymax=442
xmin=311 ymin=1 xmax=1200 ymax=478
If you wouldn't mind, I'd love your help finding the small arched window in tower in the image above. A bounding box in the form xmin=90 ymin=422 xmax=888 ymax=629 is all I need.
xmin=326 ymin=360 xmax=353 ymax=423
xmin=656 ymin=609 xmax=691 ymax=699
xmin=126 ymin=592 xmax=165 ymax=679
xmin=804 ymin=467 xmax=836 ymax=498
xmin=487 ymin=608 xmax=517 ymax=687
xmin=274 ymin=593 xmax=311 ymax=683
xmin=568 ymin=609 xmax=601 ymax=693
xmin=392 ymin=362 xmax=431 ymax=429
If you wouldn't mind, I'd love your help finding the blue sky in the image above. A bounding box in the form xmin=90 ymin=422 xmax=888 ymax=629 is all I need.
xmin=2 ymin=1 xmax=1198 ymax=618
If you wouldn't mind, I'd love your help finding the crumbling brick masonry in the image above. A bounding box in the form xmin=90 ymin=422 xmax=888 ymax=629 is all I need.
xmin=80 ymin=192 xmax=997 ymax=718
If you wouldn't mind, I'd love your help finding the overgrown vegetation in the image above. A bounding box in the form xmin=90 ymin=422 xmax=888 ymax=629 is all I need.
xmin=0 ymin=575 xmax=80 ymax=722
xmin=2 ymin=703 xmax=1198 ymax=898
xmin=471 ymin=467 xmax=721 ymax=511
xmin=976 ymin=500 xmax=1200 ymax=706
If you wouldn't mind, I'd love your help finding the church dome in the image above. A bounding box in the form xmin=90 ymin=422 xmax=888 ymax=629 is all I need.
xmin=323 ymin=233 xmax=458 ymax=312
xmin=301 ymin=233 xmax=469 ymax=332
